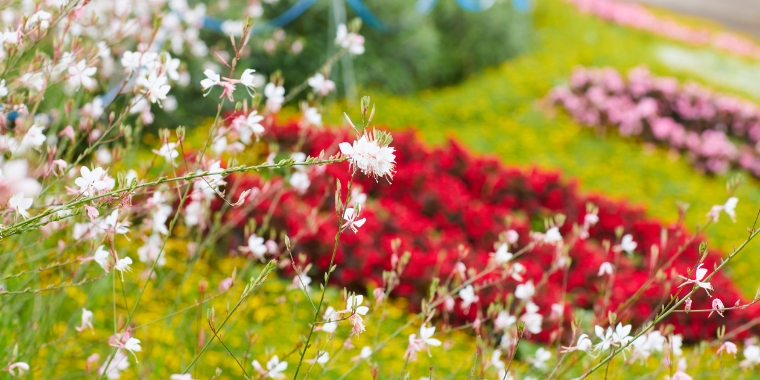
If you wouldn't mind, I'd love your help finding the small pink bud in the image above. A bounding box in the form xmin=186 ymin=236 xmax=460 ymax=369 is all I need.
xmin=59 ymin=125 xmax=75 ymax=141
xmin=88 ymin=129 xmax=102 ymax=143
xmin=218 ymin=277 xmax=234 ymax=292
xmin=84 ymin=205 xmax=99 ymax=221
xmin=373 ymin=287 xmax=385 ymax=305
xmin=444 ymin=297 xmax=455 ymax=312
xmin=710 ymin=298 xmax=725 ymax=318
xmin=506 ymin=230 xmax=519 ymax=244
xmin=684 ymin=297 xmax=692 ymax=312
xmin=86 ymin=353 xmax=100 ymax=373
xmin=454 ymin=262 xmax=466 ymax=280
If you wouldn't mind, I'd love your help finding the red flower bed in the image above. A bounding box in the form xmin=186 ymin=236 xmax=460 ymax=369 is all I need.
xmin=222 ymin=121 xmax=755 ymax=342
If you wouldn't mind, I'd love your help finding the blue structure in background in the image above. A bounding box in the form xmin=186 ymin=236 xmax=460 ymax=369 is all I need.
xmin=202 ymin=0 xmax=499 ymax=35
xmin=511 ymin=0 xmax=531 ymax=13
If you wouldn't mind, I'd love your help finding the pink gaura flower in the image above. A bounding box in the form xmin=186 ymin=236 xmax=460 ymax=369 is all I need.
xmin=677 ymin=263 xmax=713 ymax=296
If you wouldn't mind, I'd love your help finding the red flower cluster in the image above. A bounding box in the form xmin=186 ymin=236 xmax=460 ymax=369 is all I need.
xmin=222 ymin=121 xmax=755 ymax=342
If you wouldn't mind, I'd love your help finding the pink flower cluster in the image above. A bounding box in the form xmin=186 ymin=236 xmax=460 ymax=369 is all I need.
xmin=549 ymin=66 xmax=760 ymax=177
xmin=566 ymin=0 xmax=760 ymax=60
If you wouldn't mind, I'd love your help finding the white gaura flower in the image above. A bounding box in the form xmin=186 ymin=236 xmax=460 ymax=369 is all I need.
xmin=114 ymin=256 xmax=133 ymax=280
xmin=617 ymin=234 xmax=637 ymax=254
xmin=0 ymin=160 xmax=42 ymax=197
xmin=2 ymin=30 xmax=21 ymax=46
xmin=594 ymin=325 xmax=614 ymax=351
xmin=103 ymin=209 xmax=131 ymax=235
xmin=150 ymin=204 xmax=172 ymax=236
xmin=493 ymin=311 xmax=516 ymax=331
xmin=0 ymin=79 xmax=7 ymax=97
xmin=597 ymin=262 xmax=613 ymax=277
xmin=67 ymin=59 xmax=97 ymax=90
xmin=162 ymin=54 xmax=181 ymax=81
xmin=707 ymin=197 xmax=738 ymax=222
xmin=307 ymin=73 xmax=336 ymax=96
xmin=510 ymin=262 xmax=526 ymax=282
xmin=530 ymin=347 xmax=551 ymax=370
xmin=243 ymin=234 xmax=268 ymax=261
xmin=345 ymin=295 xmax=369 ymax=315
xmin=239 ymin=68 xmax=258 ymax=95
xmin=121 ymin=51 xmax=142 ymax=73
xmin=561 ymin=333 xmax=593 ymax=353
xmin=252 ymin=355 xmax=288 ymax=379
xmin=289 ymin=171 xmax=310 ymax=194
xmin=359 ymin=346 xmax=372 ymax=359
xmin=576 ymin=334 xmax=593 ymax=352
xmin=340 ymin=207 xmax=366 ymax=233
xmin=93 ymin=245 xmax=110 ymax=272
xmin=200 ymin=69 xmax=221 ymax=95
xmin=123 ymin=338 xmax=141 ymax=358
xmin=292 ymin=273 xmax=312 ymax=293
xmin=138 ymin=234 xmax=165 ymax=266
xmin=302 ymin=107 xmax=322 ymax=127
xmin=211 ymin=135 xmax=227 ymax=155
xmin=723 ymin=197 xmax=739 ymax=221
xmin=677 ymin=263 xmax=713 ymax=296
xmin=339 ymin=134 xmax=396 ymax=182
xmin=491 ymin=349 xmax=505 ymax=370
xmin=75 ymin=166 xmax=110 ymax=196
xmin=156 ymin=142 xmax=179 ymax=164
xmin=630 ymin=331 xmax=664 ymax=360
xmin=668 ymin=358 xmax=692 ymax=380
xmin=8 ymin=192 xmax=32 ymax=218
xmin=20 ymin=72 xmax=44 ymax=92
xmin=520 ymin=302 xmax=543 ymax=334
xmin=138 ymin=72 xmax=171 ymax=104
xmin=170 ymin=374 xmax=195 ymax=380
xmin=234 ymin=111 xmax=265 ymax=144
xmin=419 ymin=324 xmax=442 ymax=349
xmin=493 ymin=243 xmax=513 ymax=264
xmin=515 ymin=280 xmax=535 ymax=300
xmin=321 ymin=306 xmax=338 ymax=333
xmin=314 ymin=351 xmax=329 ymax=366
xmin=18 ymin=124 xmax=47 ymax=153
xmin=335 ymin=24 xmax=365 ymax=55
xmin=26 ymin=10 xmax=51 ymax=30
xmin=743 ymin=344 xmax=760 ymax=367
xmin=264 ymin=83 xmax=285 ymax=112
xmin=7 ymin=362 xmax=30 ymax=377
xmin=543 ymin=227 xmax=562 ymax=244
xmin=351 ymin=187 xmax=367 ymax=207
xmin=75 ymin=308 xmax=94 ymax=332
xmin=612 ymin=323 xmax=633 ymax=346
xmin=459 ymin=285 xmax=479 ymax=310
xmin=717 ymin=341 xmax=737 ymax=357
xmin=670 ymin=334 xmax=683 ymax=356
xmin=192 ymin=161 xmax=226 ymax=200
xmin=99 ymin=349 xmax=129 ymax=379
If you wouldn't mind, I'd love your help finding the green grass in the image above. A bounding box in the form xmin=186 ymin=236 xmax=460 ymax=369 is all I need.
xmin=323 ymin=0 xmax=760 ymax=298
